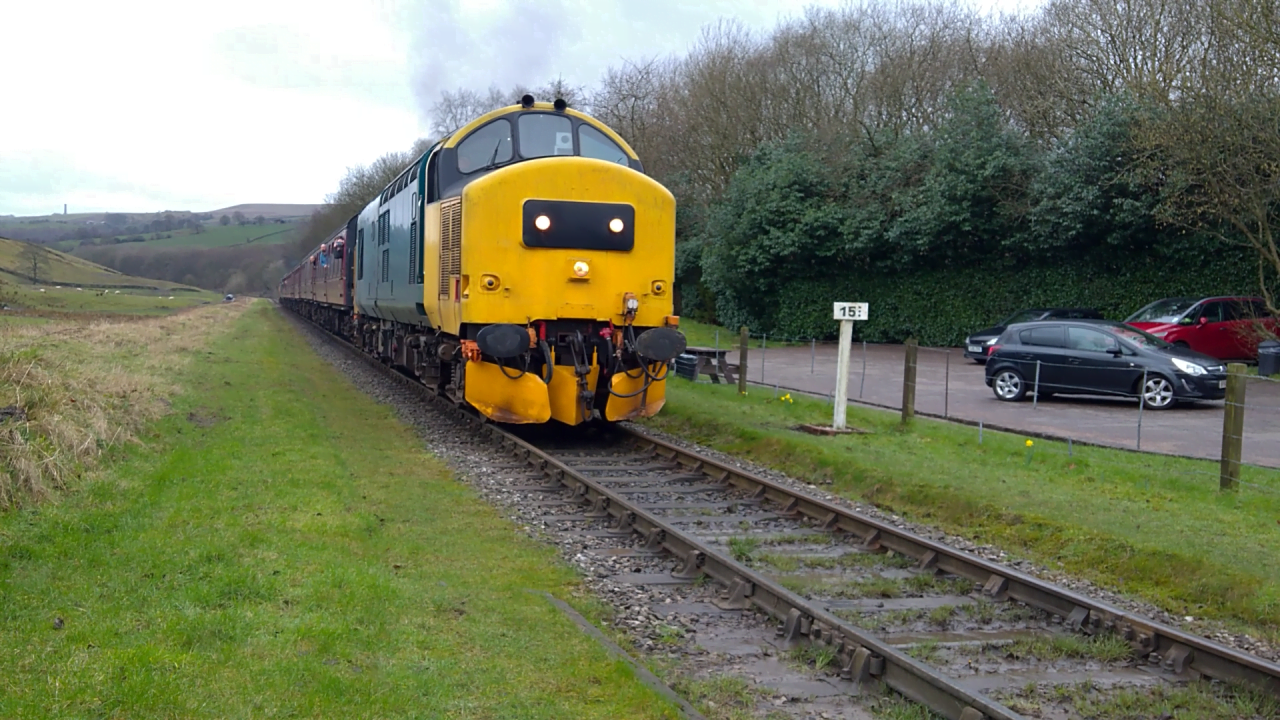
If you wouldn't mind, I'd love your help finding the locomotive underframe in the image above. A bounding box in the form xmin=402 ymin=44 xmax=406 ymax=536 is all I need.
xmin=280 ymin=297 xmax=671 ymax=424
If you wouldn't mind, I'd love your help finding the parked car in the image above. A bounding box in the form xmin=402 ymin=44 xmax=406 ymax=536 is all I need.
xmin=964 ymin=307 xmax=1104 ymax=363
xmin=984 ymin=319 xmax=1227 ymax=409
xmin=1125 ymin=296 xmax=1279 ymax=362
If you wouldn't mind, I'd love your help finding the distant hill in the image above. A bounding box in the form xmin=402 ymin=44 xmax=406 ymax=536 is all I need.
xmin=0 ymin=236 xmax=198 ymax=291
xmin=207 ymin=204 xmax=321 ymax=220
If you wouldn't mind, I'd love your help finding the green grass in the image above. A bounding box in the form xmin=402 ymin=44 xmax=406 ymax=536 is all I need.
xmin=0 ymin=303 xmax=682 ymax=719
xmin=138 ymin=222 xmax=299 ymax=248
xmin=639 ymin=380 xmax=1280 ymax=642
xmin=998 ymin=632 xmax=1135 ymax=663
xmin=2 ymin=283 xmax=221 ymax=315
xmin=678 ymin=319 xmax=806 ymax=349
xmin=995 ymin=680 xmax=1280 ymax=720
xmin=669 ymin=674 xmax=787 ymax=720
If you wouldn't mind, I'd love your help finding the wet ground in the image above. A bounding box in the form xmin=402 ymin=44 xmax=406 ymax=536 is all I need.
xmin=711 ymin=342 xmax=1280 ymax=469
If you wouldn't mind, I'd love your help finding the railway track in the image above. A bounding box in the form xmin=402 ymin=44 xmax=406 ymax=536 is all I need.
xmin=288 ymin=307 xmax=1280 ymax=720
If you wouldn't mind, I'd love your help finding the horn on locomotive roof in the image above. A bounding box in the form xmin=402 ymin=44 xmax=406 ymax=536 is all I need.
xmin=553 ymin=98 xmax=567 ymax=112
xmin=520 ymin=94 xmax=535 ymax=108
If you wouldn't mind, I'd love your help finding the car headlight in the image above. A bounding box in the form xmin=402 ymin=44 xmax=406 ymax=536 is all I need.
xmin=1171 ymin=357 xmax=1207 ymax=376
xmin=985 ymin=337 xmax=998 ymax=345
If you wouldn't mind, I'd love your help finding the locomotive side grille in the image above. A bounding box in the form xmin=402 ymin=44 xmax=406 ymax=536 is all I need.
xmin=409 ymin=221 xmax=419 ymax=284
xmin=439 ymin=197 xmax=462 ymax=298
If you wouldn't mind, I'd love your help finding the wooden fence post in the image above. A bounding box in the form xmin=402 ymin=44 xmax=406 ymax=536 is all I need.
xmin=902 ymin=337 xmax=918 ymax=423
xmin=1220 ymin=363 xmax=1246 ymax=490
xmin=738 ymin=326 xmax=749 ymax=395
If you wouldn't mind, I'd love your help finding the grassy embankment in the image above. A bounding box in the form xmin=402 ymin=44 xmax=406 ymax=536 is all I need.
xmin=0 ymin=301 xmax=683 ymax=718
xmin=1 ymin=236 xmax=220 ymax=316
xmin=640 ymin=379 xmax=1280 ymax=645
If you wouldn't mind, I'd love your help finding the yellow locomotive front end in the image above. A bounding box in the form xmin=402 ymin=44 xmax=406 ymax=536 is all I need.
xmin=423 ymin=99 xmax=685 ymax=426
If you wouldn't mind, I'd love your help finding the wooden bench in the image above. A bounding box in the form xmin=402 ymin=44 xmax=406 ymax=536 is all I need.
xmin=683 ymin=346 xmax=738 ymax=384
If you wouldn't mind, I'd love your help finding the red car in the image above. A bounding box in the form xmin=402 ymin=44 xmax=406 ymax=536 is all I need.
xmin=1125 ymin=296 xmax=1279 ymax=362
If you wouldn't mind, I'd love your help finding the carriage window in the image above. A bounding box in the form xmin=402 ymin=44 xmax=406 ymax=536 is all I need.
xmin=579 ymin=125 xmax=628 ymax=165
xmin=457 ymin=119 xmax=512 ymax=174
xmin=518 ymin=113 xmax=574 ymax=159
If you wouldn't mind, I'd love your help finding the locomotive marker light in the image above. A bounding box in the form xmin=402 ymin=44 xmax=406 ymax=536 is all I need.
xmin=534 ymin=214 xmax=551 ymax=231
xmin=609 ymin=218 xmax=625 ymax=233
xmin=573 ymin=261 xmax=590 ymax=277
xmin=832 ymin=302 xmax=869 ymax=431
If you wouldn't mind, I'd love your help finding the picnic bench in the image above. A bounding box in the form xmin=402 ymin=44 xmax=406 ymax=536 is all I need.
xmin=680 ymin=346 xmax=739 ymax=384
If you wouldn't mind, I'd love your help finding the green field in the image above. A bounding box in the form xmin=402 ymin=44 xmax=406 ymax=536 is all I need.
xmin=1 ymin=235 xmax=222 ymax=314
xmin=139 ymin=222 xmax=299 ymax=248
xmin=0 ymin=303 xmax=682 ymax=718
xmin=640 ymin=379 xmax=1280 ymax=645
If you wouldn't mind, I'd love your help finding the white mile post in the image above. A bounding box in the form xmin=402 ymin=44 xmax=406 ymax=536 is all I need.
xmin=832 ymin=302 xmax=868 ymax=430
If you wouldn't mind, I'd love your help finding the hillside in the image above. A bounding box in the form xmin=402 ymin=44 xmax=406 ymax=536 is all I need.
xmin=0 ymin=236 xmax=199 ymax=291
xmin=53 ymin=221 xmax=302 ymax=252
xmin=0 ymin=236 xmax=224 ymax=314
xmin=207 ymin=203 xmax=320 ymax=219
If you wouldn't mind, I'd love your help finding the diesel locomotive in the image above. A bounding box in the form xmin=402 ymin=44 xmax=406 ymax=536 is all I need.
xmin=279 ymin=95 xmax=687 ymax=426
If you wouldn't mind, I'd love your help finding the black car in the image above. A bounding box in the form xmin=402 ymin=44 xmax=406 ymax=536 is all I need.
xmin=983 ymin=319 xmax=1227 ymax=409
xmin=964 ymin=307 xmax=1104 ymax=363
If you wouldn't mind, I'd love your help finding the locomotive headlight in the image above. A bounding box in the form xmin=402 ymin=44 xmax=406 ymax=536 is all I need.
xmin=535 ymin=214 xmax=551 ymax=231
xmin=608 ymin=218 xmax=625 ymax=233
xmin=573 ymin=261 xmax=589 ymax=277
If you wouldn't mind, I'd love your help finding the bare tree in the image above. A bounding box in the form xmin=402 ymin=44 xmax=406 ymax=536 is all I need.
xmin=1137 ymin=0 xmax=1280 ymax=316
xmin=429 ymin=85 xmax=511 ymax=137
xmin=1040 ymin=0 xmax=1210 ymax=102
xmin=19 ymin=242 xmax=44 ymax=283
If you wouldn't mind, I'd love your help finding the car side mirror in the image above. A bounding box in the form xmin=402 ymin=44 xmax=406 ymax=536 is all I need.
xmin=1108 ymin=346 xmax=1124 ymax=357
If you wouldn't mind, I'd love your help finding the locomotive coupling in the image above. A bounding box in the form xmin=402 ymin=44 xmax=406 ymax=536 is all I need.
xmin=633 ymin=327 xmax=687 ymax=363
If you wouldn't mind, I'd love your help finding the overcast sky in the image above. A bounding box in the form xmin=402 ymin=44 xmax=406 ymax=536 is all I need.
xmin=0 ymin=0 xmax=1039 ymax=217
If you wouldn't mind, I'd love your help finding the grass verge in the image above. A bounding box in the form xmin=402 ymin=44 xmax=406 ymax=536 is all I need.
xmin=0 ymin=301 xmax=248 ymax=507
xmin=0 ymin=302 xmax=682 ymax=718
xmin=639 ymin=380 xmax=1280 ymax=643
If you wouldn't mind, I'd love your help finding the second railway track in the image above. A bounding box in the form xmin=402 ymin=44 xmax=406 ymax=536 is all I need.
xmin=288 ymin=307 xmax=1280 ymax=720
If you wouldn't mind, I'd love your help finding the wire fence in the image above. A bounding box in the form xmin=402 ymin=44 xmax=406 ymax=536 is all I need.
xmin=679 ymin=331 xmax=1280 ymax=495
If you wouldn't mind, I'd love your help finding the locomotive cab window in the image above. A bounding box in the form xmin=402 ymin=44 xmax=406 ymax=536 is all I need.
xmin=457 ymin=119 xmax=512 ymax=174
xmin=518 ymin=113 xmax=574 ymax=159
xmin=579 ymin=125 xmax=628 ymax=165
xmin=426 ymin=151 xmax=440 ymax=202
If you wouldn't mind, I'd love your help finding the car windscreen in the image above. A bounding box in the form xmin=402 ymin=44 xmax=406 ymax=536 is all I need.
xmin=1000 ymin=309 xmax=1045 ymax=325
xmin=1126 ymin=298 xmax=1197 ymax=323
xmin=1112 ymin=326 xmax=1172 ymax=348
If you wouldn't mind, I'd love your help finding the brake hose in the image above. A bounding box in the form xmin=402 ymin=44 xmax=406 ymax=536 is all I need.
xmin=539 ymin=340 xmax=553 ymax=384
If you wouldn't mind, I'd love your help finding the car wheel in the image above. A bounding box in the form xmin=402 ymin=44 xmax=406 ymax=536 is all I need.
xmin=992 ymin=369 xmax=1026 ymax=402
xmin=1139 ymin=375 xmax=1177 ymax=410
xmin=1173 ymin=341 xmax=1190 ymax=349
